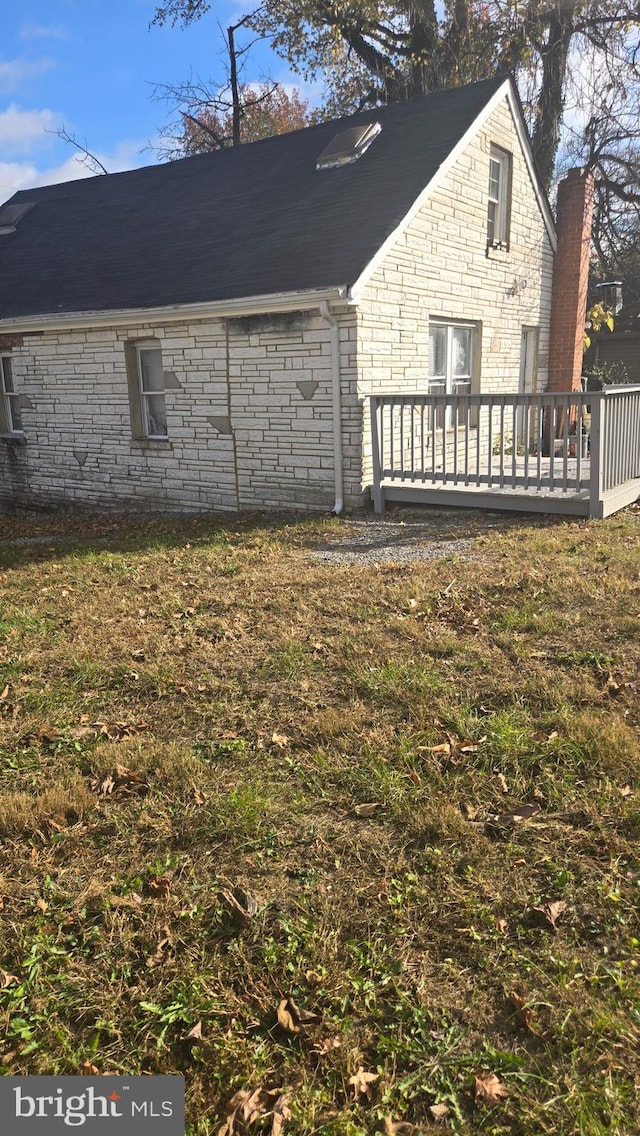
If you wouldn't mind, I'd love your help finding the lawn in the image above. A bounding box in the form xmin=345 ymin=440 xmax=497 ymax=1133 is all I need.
xmin=0 ymin=505 xmax=638 ymax=1136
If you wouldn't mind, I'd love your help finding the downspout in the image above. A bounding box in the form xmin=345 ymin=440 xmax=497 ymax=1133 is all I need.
xmin=319 ymin=300 xmax=344 ymax=515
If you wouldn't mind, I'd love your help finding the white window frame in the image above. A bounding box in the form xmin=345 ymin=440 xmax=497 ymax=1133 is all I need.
xmin=135 ymin=341 xmax=167 ymax=439
xmin=428 ymin=321 xmax=475 ymax=429
xmin=487 ymin=146 xmax=511 ymax=248
xmin=0 ymin=352 xmax=23 ymax=434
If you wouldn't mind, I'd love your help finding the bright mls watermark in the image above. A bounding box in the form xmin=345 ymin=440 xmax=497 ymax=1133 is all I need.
xmin=0 ymin=1076 xmax=185 ymax=1134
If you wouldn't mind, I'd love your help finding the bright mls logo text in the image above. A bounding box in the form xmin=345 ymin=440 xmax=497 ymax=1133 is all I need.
xmin=14 ymin=1086 xmax=175 ymax=1126
xmin=1 ymin=1076 xmax=185 ymax=1134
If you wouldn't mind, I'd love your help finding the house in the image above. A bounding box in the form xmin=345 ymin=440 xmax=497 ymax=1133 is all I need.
xmin=0 ymin=75 xmax=605 ymax=516
xmin=584 ymin=301 xmax=640 ymax=385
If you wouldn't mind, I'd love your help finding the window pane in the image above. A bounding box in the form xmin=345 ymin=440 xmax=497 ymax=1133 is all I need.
xmin=8 ymin=394 xmax=22 ymax=432
xmin=1 ymin=356 xmax=14 ymax=393
xmin=139 ymin=348 xmax=164 ymax=392
xmin=144 ymin=393 xmax=167 ymax=436
xmin=428 ymin=327 xmax=446 ymax=376
xmin=489 ymin=158 xmax=501 ymax=202
xmin=452 ymin=328 xmax=471 ymax=376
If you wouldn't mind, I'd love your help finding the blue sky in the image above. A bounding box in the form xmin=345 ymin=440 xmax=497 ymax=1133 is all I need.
xmin=1 ymin=0 xmax=297 ymax=203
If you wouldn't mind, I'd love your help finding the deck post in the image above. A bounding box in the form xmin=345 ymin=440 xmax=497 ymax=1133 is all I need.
xmin=588 ymin=392 xmax=604 ymax=518
xmin=370 ymin=396 xmax=384 ymax=513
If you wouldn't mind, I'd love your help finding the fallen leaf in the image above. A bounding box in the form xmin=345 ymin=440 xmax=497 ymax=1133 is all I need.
xmin=424 ymin=742 xmax=451 ymax=756
xmin=0 ymin=971 xmax=20 ymax=989
xmin=183 ymin=1021 xmax=203 ymax=1041
xmin=531 ymin=899 xmax=567 ymax=931
xmin=190 ymin=784 xmax=207 ymax=805
xmin=271 ymin=732 xmax=290 ymax=749
xmin=509 ymin=991 xmax=540 ymax=1035
xmin=474 ymin=1072 xmax=508 ymax=1104
xmin=0 ymin=684 xmax=9 ymax=701
xmin=617 ymin=784 xmax=633 ymax=797
xmin=459 ymin=740 xmax=481 ymax=755
xmin=313 ymin=1036 xmax=341 ymax=1055
xmin=495 ymin=772 xmax=509 ymax=793
xmin=148 ymin=876 xmax=172 ymax=900
xmin=348 ymin=1066 xmax=379 ymax=1100
xmin=218 ymin=1087 xmax=267 ymax=1135
xmin=353 ymin=802 xmax=383 ymax=818
xmin=81 ymin=1061 xmax=100 ymax=1076
xmin=429 ymin=1102 xmax=451 ymax=1122
xmin=217 ymin=886 xmax=258 ymax=920
xmin=382 ymin=1117 xmax=420 ymax=1134
xmin=493 ymin=802 xmax=541 ymax=826
xmin=146 ymin=933 xmax=173 ymax=969
xmin=90 ymin=765 xmax=149 ymax=798
xmin=277 ymin=996 xmax=320 ymax=1034
xmin=305 ymin=969 xmax=323 ymax=986
xmin=495 ymin=918 xmax=508 ymax=934
xmin=36 ymin=898 xmax=48 ymax=915
xmin=270 ymin=1093 xmax=291 ymax=1136
xmin=460 ymin=801 xmax=479 ymax=821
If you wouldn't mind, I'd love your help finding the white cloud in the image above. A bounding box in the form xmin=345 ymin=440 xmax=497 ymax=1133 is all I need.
xmin=0 ymin=57 xmax=54 ymax=94
xmin=19 ymin=23 xmax=68 ymax=42
xmin=0 ymin=104 xmax=58 ymax=157
xmin=0 ymin=140 xmax=151 ymax=204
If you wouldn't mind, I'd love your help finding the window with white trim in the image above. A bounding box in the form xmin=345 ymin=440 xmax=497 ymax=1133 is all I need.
xmin=135 ymin=341 xmax=167 ymax=438
xmin=487 ymin=146 xmax=511 ymax=247
xmin=428 ymin=322 xmax=475 ymax=428
xmin=0 ymin=352 xmax=23 ymax=434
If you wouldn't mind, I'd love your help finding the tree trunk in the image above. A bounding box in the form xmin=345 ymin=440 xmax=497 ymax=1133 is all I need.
xmin=228 ymin=24 xmax=241 ymax=146
xmin=532 ymin=1 xmax=576 ymax=188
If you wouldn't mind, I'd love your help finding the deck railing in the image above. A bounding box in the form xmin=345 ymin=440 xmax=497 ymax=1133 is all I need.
xmin=369 ymin=386 xmax=640 ymax=517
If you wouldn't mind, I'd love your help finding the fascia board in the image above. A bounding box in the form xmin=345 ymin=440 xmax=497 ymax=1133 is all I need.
xmin=349 ymin=78 xmax=557 ymax=303
xmin=0 ymin=286 xmax=349 ymax=334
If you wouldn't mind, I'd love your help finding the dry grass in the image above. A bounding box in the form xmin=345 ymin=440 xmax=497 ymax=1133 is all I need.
xmin=0 ymin=504 xmax=639 ymax=1135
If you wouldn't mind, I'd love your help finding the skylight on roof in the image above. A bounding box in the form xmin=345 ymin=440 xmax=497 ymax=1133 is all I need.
xmin=316 ymin=122 xmax=381 ymax=170
xmin=0 ymin=202 xmax=35 ymax=235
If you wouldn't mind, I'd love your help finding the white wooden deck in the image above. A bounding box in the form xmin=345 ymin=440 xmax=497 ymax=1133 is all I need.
xmin=370 ymin=388 xmax=640 ymax=519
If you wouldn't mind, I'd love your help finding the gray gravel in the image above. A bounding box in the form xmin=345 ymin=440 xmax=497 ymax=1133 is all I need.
xmin=307 ymin=509 xmax=494 ymax=565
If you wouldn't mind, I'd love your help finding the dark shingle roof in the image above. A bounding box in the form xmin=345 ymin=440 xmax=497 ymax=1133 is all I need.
xmin=0 ymin=77 xmax=507 ymax=320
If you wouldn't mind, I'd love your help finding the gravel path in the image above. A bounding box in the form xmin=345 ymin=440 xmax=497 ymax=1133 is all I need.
xmin=307 ymin=508 xmax=507 ymax=565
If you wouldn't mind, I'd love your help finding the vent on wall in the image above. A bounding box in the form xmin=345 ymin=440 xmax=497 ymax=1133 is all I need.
xmin=0 ymin=202 xmax=35 ymax=235
xmin=316 ymin=122 xmax=382 ymax=170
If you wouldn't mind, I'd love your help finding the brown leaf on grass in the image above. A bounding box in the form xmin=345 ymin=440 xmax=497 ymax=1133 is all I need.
xmin=382 ymin=1116 xmax=420 ymax=1133
xmin=353 ymin=802 xmax=383 ymax=818
xmin=531 ymin=899 xmax=567 ymax=931
xmin=423 ymin=742 xmax=451 ymax=756
xmin=190 ymin=784 xmax=207 ymax=805
xmin=36 ymin=898 xmax=48 ymax=915
xmin=495 ymin=918 xmax=508 ymax=935
xmin=148 ymin=876 xmax=172 ymax=900
xmin=460 ymin=801 xmax=479 ymax=821
xmin=90 ymin=765 xmax=149 ymax=799
xmin=474 ymin=1072 xmax=508 ymax=1104
xmin=459 ymin=740 xmax=482 ymax=755
xmin=271 ymin=732 xmax=290 ymax=749
xmin=348 ymin=1066 xmax=379 ymax=1100
xmin=493 ymin=803 xmax=541 ymax=826
xmin=217 ymin=886 xmax=258 ymax=920
xmin=617 ymin=783 xmax=633 ymax=797
xmin=313 ymin=1036 xmax=341 ymax=1055
xmin=270 ymin=1093 xmax=291 ymax=1136
xmin=81 ymin=1061 xmax=100 ymax=1076
xmin=509 ymin=991 xmax=540 ymax=1035
xmin=183 ymin=1021 xmax=203 ymax=1041
xmin=0 ymin=684 xmax=10 ymax=701
xmin=429 ymin=1102 xmax=451 ymax=1122
xmin=495 ymin=772 xmax=509 ymax=793
xmin=0 ymin=971 xmax=20 ymax=989
xmin=146 ymin=932 xmax=173 ymax=969
xmin=218 ymin=1087 xmax=290 ymax=1136
xmin=277 ymin=997 xmax=321 ymax=1034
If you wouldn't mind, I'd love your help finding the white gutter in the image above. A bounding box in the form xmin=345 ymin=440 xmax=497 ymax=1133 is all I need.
xmin=319 ymin=300 xmax=344 ymax=515
xmin=0 ymin=286 xmax=347 ymax=334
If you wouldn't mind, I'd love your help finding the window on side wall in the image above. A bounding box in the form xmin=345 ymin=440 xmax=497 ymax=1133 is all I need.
xmin=0 ymin=352 xmax=23 ymax=434
xmin=126 ymin=340 xmax=168 ymax=439
xmin=427 ymin=322 xmax=475 ymax=429
xmin=487 ymin=146 xmax=511 ymax=248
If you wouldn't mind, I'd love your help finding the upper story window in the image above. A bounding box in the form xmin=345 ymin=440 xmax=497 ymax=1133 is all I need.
xmin=136 ymin=342 xmax=167 ymax=438
xmin=0 ymin=353 xmax=23 ymax=434
xmin=487 ymin=146 xmax=511 ymax=248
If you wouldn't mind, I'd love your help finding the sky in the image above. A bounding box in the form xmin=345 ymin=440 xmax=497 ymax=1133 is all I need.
xmin=1 ymin=0 xmax=293 ymax=204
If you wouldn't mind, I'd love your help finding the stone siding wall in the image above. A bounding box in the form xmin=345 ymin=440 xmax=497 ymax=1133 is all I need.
xmin=0 ymin=308 xmax=360 ymax=513
xmin=357 ymin=95 xmax=555 ymax=485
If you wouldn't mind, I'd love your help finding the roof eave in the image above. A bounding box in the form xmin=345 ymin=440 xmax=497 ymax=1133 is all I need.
xmin=0 ymin=286 xmax=350 ymax=334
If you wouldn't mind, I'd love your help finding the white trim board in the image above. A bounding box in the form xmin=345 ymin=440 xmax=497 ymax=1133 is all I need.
xmin=0 ymin=287 xmax=348 ymax=335
xmin=349 ymin=78 xmax=557 ymax=303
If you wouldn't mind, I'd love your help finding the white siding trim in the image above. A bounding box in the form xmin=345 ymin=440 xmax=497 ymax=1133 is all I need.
xmin=0 ymin=287 xmax=348 ymax=334
xmin=349 ymin=79 xmax=556 ymax=302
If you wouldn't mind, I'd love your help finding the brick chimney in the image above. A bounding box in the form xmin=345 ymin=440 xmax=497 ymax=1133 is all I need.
xmin=547 ymin=168 xmax=594 ymax=392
